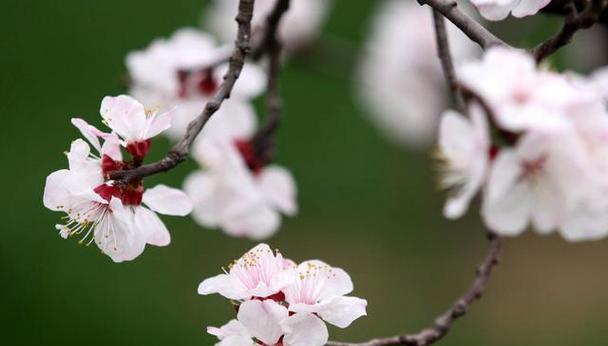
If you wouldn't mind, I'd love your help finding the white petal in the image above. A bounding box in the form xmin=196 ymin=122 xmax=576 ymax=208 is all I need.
xmin=43 ymin=169 xmax=72 ymax=211
xmin=144 ymin=110 xmax=172 ymax=139
xmin=223 ymin=204 xmax=281 ymax=240
xmin=134 ymin=206 xmax=171 ymax=247
xmin=284 ymin=313 xmax=329 ymax=346
xmin=71 ymin=118 xmax=103 ymax=152
xmin=207 ymin=320 xmax=253 ymax=345
xmin=439 ymin=110 xmax=475 ymax=162
xmin=317 ymin=296 xmax=367 ymax=328
xmin=259 ymin=166 xmax=298 ymax=216
xmin=100 ymin=95 xmax=147 ymax=142
xmin=96 ymin=199 xmax=146 ymax=263
xmin=143 ymin=185 xmax=192 ymax=216
xmin=237 ymin=300 xmax=288 ymax=345
xmin=512 ymin=0 xmax=551 ymax=18
xmin=197 ymin=274 xmax=247 ymax=300
xmin=482 ymin=181 xmax=531 ymax=236
xmin=183 ymin=171 xmax=221 ymax=228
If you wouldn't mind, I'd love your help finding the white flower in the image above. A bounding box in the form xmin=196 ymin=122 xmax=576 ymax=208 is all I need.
xmin=590 ymin=66 xmax=608 ymax=101
xmin=437 ymin=105 xmax=490 ymax=219
xmin=43 ymin=97 xmax=192 ymax=262
xmin=358 ymin=0 xmax=479 ymax=147
xmin=457 ymin=46 xmax=590 ymax=133
xmin=126 ymin=28 xmax=265 ymax=140
xmin=481 ymin=131 xmax=591 ymax=236
xmin=470 ymin=0 xmax=551 ymax=21
xmin=198 ymin=244 xmax=296 ymax=300
xmin=205 ymin=0 xmax=332 ymax=54
xmin=208 ymin=300 xmax=329 ymax=346
xmin=283 ymin=260 xmax=367 ymax=328
xmin=184 ymin=108 xmax=297 ymax=240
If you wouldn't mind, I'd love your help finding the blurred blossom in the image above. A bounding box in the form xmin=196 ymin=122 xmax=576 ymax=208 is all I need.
xmin=184 ymin=108 xmax=297 ymax=240
xmin=358 ymin=0 xmax=479 ymax=148
xmin=43 ymin=96 xmax=192 ymax=262
xmin=470 ymin=0 xmax=551 ymax=20
xmin=126 ymin=28 xmax=266 ymax=141
xmin=201 ymin=244 xmax=366 ymax=346
xmin=438 ymin=46 xmax=608 ymax=241
xmin=205 ymin=0 xmax=332 ymax=54
xmin=437 ymin=105 xmax=490 ymax=220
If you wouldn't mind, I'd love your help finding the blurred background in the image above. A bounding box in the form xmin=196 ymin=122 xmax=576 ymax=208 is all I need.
xmin=2 ymin=0 xmax=608 ymax=345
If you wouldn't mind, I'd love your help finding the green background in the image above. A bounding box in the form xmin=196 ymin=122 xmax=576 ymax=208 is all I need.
xmin=2 ymin=0 xmax=608 ymax=345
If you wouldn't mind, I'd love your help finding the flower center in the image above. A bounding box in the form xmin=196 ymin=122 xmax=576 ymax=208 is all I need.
xmin=235 ymin=139 xmax=264 ymax=175
xmin=94 ymin=182 xmax=144 ymax=206
xmin=177 ymin=68 xmax=218 ymax=99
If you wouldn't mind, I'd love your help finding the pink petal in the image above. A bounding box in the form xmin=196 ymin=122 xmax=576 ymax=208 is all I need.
xmin=317 ymin=296 xmax=367 ymax=328
xmin=237 ymin=300 xmax=287 ymax=345
xmin=100 ymin=95 xmax=147 ymax=143
xmin=43 ymin=169 xmax=72 ymax=211
xmin=284 ymin=313 xmax=329 ymax=346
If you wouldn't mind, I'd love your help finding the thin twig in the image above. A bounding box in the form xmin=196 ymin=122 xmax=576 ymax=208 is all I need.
xmin=542 ymin=0 xmax=608 ymax=25
xmin=533 ymin=0 xmax=608 ymax=62
xmin=327 ymin=232 xmax=501 ymax=346
xmin=253 ymin=0 xmax=291 ymax=163
xmin=109 ymin=0 xmax=256 ymax=183
xmin=251 ymin=0 xmax=291 ymax=60
xmin=431 ymin=9 xmax=465 ymax=111
xmin=417 ymin=0 xmax=507 ymax=49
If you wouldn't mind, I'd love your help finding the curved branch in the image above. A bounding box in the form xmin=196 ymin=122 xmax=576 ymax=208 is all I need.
xmin=533 ymin=0 xmax=608 ymax=62
xmin=417 ymin=0 xmax=508 ymax=49
xmin=327 ymin=232 xmax=502 ymax=346
xmin=109 ymin=0 xmax=256 ymax=183
xmin=432 ymin=10 xmax=465 ymax=111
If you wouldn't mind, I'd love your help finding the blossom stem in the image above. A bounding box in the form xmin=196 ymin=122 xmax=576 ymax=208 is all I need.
xmin=326 ymin=232 xmax=502 ymax=346
xmin=431 ymin=10 xmax=465 ymax=112
xmin=533 ymin=0 xmax=608 ymax=62
xmin=417 ymin=0 xmax=507 ymax=49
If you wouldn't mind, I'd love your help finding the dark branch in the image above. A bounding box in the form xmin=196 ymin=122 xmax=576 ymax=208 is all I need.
xmin=534 ymin=0 xmax=608 ymax=62
xmin=417 ymin=0 xmax=508 ymax=49
xmin=109 ymin=0 xmax=256 ymax=183
xmin=253 ymin=0 xmax=290 ymax=163
xmin=251 ymin=0 xmax=291 ymax=60
xmin=432 ymin=9 xmax=465 ymax=111
xmin=542 ymin=0 xmax=608 ymax=25
xmin=327 ymin=232 xmax=501 ymax=346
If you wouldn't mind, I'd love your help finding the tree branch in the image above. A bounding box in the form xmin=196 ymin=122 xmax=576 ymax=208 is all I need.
xmin=417 ymin=0 xmax=507 ymax=49
xmin=432 ymin=9 xmax=465 ymax=111
xmin=109 ymin=0 xmax=256 ymax=183
xmin=327 ymin=232 xmax=501 ymax=346
xmin=533 ymin=0 xmax=608 ymax=62
xmin=542 ymin=0 xmax=608 ymax=25
xmin=253 ymin=0 xmax=290 ymax=163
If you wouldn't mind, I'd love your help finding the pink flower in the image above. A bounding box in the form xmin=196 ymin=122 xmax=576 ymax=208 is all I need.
xmin=184 ymin=107 xmax=297 ymax=240
xmin=437 ymin=105 xmax=490 ymax=219
xmin=198 ymin=244 xmax=296 ymax=300
xmin=457 ymin=47 xmax=588 ymax=133
xmin=358 ymin=0 xmax=479 ymax=147
xmin=284 ymin=260 xmax=368 ymax=328
xmin=100 ymin=95 xmax=172 ymax=159
xmin=208 ymin=300 xmax=328 ymax=346
xmin=471 ymin=0 xmax=552 ymax=21
xmin=126 ymin=28 xmax=265 ymax=140
xmin=205 ymin=0 xmax=332 ymax=54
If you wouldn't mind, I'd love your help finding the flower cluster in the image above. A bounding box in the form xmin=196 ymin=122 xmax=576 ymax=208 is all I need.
xmin=127 ymin=28 xmax=266 ymax=141
xmin=127 ymin=28 xmax=298 ymax=239
xmin=43 ymin=95 xmax=192 ymax=262
xmin=470 ymin=0 xmax=551 ymax=20
xmin=358 ymin=0 xmax=479 ymax=147
xmin=438 ymin=46 xmax=608 ymax=241
xmin=205 ymin=0 xmax=332 ymax=54
xmin=199 ymin=244 xmax=367 ymax=345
